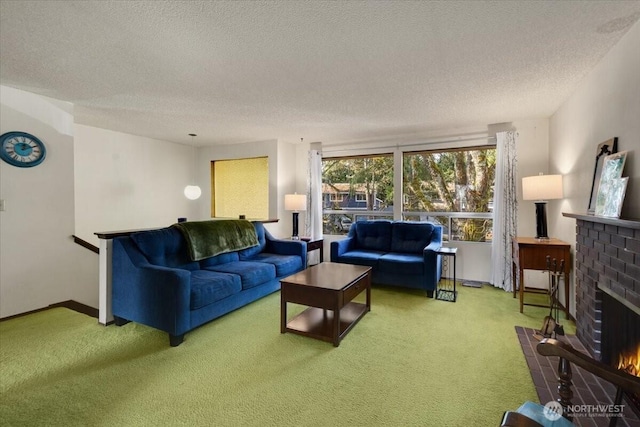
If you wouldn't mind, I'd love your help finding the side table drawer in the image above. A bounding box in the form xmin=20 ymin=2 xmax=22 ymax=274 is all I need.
xmin=282 ymin=283 xmax=334 ymax=308
xmin=343 ymin=276 xmax=367 ymax=302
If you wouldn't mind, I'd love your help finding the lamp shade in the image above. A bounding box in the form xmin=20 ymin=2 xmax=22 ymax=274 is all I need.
xmin=522 ymin=174 xmax=563 ymax=201
xmin=284 ymin=194 xmax=307 ymax=211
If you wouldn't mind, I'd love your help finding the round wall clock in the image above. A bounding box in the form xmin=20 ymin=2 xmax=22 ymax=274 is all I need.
xmin=0 ymin=131 xmax=47 ymax=168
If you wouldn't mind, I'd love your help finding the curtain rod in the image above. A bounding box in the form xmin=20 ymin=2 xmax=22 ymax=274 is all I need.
xmin=321 ymin=135 xmax=496 ymax=154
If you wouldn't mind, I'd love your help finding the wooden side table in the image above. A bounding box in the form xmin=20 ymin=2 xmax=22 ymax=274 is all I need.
xmin=301 ymin=237 xmax=324 ymax=264
xmin=512 ymin=237 xmax=571 ymax=318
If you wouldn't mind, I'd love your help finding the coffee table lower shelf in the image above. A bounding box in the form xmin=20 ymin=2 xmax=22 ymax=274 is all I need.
xmin=284 ymin=302 xmax=368 ymax=345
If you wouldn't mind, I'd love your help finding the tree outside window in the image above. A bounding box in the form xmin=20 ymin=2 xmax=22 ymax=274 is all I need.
xmin=403 ymin=148 xmax=495 ymax=242
xmin=322 ymin=154 xmax=394 ymax=234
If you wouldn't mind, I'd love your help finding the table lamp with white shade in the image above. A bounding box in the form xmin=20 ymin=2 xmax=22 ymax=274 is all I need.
xmin=284 ymin=193 xmax=307 ymax=240
xmin=522 ymin=173 xmax=563 ymax=239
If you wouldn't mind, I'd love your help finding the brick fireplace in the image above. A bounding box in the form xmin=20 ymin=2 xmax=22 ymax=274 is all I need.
xmin=566 ymin=213 xmax=640 ymax=361
xmin=565 ymin=213 xmax=640 ymax=414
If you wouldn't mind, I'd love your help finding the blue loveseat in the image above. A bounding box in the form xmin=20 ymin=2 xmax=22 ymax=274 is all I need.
xmin=112 ymin=220 xmax=306 ymax=346
xmin=330 ymin=220 xmax=442 ymax=296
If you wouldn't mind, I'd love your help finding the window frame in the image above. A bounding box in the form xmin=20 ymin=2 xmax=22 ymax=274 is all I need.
xmin=321 ymin=144 xmax=496 ymax=242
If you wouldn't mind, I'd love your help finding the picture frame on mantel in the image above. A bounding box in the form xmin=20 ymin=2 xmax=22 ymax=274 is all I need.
xmin=587 ymin=137 xmax=618 ymax=214
xmin=596 ymin=177 xmax=628 ymax=218
xmin=595 ymin=151 xmax=628 ymax=218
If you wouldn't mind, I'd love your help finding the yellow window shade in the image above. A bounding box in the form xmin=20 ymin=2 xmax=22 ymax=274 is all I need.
xmin=212 ymin=157 xmax=269 ymax=219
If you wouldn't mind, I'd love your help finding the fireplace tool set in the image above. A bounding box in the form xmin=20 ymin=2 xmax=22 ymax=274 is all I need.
xmin=536 ymin=256 xmax=565 ymax=340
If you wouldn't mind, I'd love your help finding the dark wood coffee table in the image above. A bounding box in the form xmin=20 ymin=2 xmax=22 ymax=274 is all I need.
xmin=280 ymin=262 xmax=371 ymax=347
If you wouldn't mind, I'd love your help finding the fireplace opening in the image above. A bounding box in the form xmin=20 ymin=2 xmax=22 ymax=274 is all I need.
xmin=601 ymin=290 xmax=640 ymax=415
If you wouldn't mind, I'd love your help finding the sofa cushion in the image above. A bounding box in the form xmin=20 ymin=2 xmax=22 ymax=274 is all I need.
xmin=190 ymin=270 xmax=242 ymax=310
xmin=131 ymin=227 xmax=199 ymax=270
xmin=390 ymin=222 xmax=435 ymax=254
xmin=353 ymin=220 xmax=392 ymax=252
xmin=335 ymin=250 xmax=385 ymax=268
xmin=206 ymin=261 xmax=276 ymax=290
xmin=378 ymin=253 xmax=425 ymax=276
xmin=199 ymin=251 xmax=240 ymax=269
xmin=245 ymin=253 xmax=303 ymax=277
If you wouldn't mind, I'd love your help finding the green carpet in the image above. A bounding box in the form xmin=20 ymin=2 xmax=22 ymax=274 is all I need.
xmin=0 ymin=285 xmax=574 ymax=426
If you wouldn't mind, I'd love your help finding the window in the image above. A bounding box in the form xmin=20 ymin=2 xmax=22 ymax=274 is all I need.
xmin=403 ymin=147 xmax=495 ymax=242
xmin=211 ymin=157 xmax=268 ymax=219
xmin=329 ymin=192 xmax=344 ymax=202
xmin=322 ymin=154 xmax=394 ymax=235
xmin=320 ymin=147 xmax=496 ymax=241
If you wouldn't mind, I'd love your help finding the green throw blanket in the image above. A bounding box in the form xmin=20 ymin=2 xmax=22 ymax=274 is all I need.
xmin=174 ymin=220 xmax=259 ymax=261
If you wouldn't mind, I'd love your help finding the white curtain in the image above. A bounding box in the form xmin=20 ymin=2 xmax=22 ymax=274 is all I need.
xmin=305 ymin=149 xmax=323 ymax=245
xmin=491 ymin=131 xmax=518 ymax=291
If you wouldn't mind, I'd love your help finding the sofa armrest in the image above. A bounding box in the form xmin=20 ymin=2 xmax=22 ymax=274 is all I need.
xmin=422 ymin=239 xmax=443 ymax=289
xmin=423 ymin=239 xmax=441 ymax=253
xmin=422 ymin=224 xmax=444 ymax=258
xmin=330 ymin=236 xmax=355 ymax=261
xmin=112 ymin=238 xmax=191 ymax=335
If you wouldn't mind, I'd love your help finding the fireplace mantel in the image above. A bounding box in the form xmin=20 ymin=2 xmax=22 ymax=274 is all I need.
xmin=563 ymin=212 xmax=640 ymax=229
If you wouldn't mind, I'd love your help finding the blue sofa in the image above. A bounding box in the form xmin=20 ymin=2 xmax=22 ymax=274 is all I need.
xmin=330 ymin=220 xmax=442 ymax=296
xmin=112 ymin=221 xmax=306 ymax=346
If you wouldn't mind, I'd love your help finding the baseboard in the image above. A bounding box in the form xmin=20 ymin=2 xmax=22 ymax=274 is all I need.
xmin=48 ymin=300 xmax=99 ymax=318
xmin=0 ymin=300 xmax=98 ymax=322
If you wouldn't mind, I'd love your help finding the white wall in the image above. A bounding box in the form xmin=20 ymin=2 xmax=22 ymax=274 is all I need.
xmin=549 ymin=20 xmax=640 ymax=316
xmin=0 ymin=86 xmax=92 ymax=317
xmin=73 ymin=125 xmax=198 ymax=314
xmin=514 ymin=119 xmax=551 ymax=236
xmin=74 ymin=124 xmax=197 ymax=247
xmin=277 ymin=139 xmax=299 ymax=239
xmin=551 ymin=21 xmax=640 ymax=226
xmin=513 ymin=119 xmax=554 ymax=289
xmin=0 ymin=87 xmax=203 ymax=317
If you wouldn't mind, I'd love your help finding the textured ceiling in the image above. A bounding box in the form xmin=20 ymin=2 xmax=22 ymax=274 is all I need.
xmin=1 ymin=1 xmax=639 ymax=146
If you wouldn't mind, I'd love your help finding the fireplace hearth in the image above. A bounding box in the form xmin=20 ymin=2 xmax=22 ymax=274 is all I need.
xmin=517 ymin=326 xmax=640 ymax=426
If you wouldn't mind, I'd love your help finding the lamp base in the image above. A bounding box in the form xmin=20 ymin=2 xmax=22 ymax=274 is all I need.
xmin=534 ymin=201 xmax=549 ymax=239
xmin=291 ymin=212 xmax=300 ymax=240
